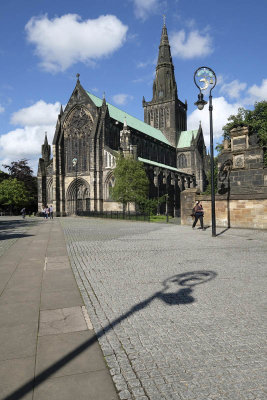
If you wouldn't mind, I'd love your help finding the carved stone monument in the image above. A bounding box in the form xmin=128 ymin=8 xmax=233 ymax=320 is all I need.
xmin=218 ymin=126 xmax=266 ymax=195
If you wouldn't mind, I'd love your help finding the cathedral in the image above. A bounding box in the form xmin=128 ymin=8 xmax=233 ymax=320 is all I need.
xmin=38 ymin=22 xmax=207 ymax=216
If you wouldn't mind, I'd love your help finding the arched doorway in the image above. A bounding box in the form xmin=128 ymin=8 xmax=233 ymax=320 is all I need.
xmin=66 ymin=178 xmax=90 ymax=214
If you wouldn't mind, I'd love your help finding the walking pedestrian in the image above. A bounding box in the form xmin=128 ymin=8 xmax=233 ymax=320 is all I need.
xmin=44 ymin=206 xmax=49 ymax=220
xmin=21 ymin=207 xmax=26 ymax=219
xmin=49 ymin=205 xmax=54 ymax=219
xmin=42 ymin=207 xmax=46 ymax=219
xmin=192 ymin=201 xmax=205 ymax=230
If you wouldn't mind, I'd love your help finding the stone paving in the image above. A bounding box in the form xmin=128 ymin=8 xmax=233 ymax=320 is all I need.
xmin=0 ymin=216 xmax=39 ymax=258
xmin=61 ymin=217 xmax=267 ymax=400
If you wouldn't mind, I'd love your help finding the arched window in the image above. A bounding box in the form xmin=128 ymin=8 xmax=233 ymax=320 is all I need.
xmin=108 ymin=181 xmax=113 ymax=200
xmin=178 ymin=153 xmax=187 ymax=168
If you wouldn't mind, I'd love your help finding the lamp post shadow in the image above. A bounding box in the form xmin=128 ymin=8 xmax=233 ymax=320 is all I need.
xmin=4 ymin=270 xmax=217 ymax=400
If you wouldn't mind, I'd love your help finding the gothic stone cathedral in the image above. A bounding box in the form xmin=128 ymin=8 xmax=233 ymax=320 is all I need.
xmin=38 ymin=23 xmax=207 ymax=216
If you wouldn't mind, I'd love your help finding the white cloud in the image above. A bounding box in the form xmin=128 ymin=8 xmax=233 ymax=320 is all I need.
xmin=188 ymin=96 xmax=242 ymax=147
xmin=245 ymin=78 xmax=267 ymax=104
xmin=0 ymin=105 xmax=4 ymax=113
xmin=112 ymin=94 xmax=134 ymax=106
xmin=11 ymin=100 xmax=61 ymax=126
xmin=133 ymin=0 xmax=162 ymax=20
xmin=170 ymin=30 xmax=213 ymax=59
xmin=220 ymin=80 xmax=247 ymax=99
xmin=137 ymin=61 xmax=150 ymax=68
xmin=25 ymin=14 xmax=128 ymax=72
xmin=0 ymin=126 xmax=54 ymax=157
xmin=185 ymin=19 xmax=196 ymax=29
xmin=0 ymin=101 xmax=61 ymax=173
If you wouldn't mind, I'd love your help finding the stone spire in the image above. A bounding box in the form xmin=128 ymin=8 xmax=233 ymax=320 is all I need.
xmin=152 ymin=21 xmax=177 ymax=102
xmin=41 ymin=132 xmax=51 ymax=163
xmin=143 ymin=21 xmax=187 ymax=147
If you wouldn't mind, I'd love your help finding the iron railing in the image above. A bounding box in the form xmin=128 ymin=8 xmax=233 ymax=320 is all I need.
xmin=77 ymin=210 xmax=150 ymax=221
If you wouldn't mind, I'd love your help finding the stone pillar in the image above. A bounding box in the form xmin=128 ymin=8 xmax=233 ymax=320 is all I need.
xmin=180 ymin=188 xmax=199 ymax=225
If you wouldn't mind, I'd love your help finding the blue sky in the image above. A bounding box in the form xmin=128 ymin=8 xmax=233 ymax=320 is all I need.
xmin=0 ymin=0 xmax=266 ymax=173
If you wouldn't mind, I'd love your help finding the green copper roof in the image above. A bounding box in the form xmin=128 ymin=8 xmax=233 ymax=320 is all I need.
xmin=138 ymin=157 xmax=179 ymax=172
xmin=177 ymin=129 xmax=198 ymax=148
xmin=87 ymin=92 xmax=171 ymax=146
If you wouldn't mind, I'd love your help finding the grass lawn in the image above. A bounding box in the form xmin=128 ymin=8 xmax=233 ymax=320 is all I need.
xmin=149 ymin=214 xmax=173 ymax=223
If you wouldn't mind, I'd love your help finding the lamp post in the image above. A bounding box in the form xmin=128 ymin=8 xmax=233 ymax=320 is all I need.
xmin=72 ymin=157 xmax=78 ymax=215
xmin=194 ymin=67 xmax=217 ymax=237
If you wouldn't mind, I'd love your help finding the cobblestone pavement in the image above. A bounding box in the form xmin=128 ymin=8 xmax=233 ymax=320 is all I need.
xmin=0 ymin=216 xmax=40 ymax=258
xmin=61 ymin=217 xmax=267 ymax=400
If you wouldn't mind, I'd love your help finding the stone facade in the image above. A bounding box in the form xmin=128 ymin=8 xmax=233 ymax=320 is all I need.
xmin=37 ymin=23 xmax=207 ymax=216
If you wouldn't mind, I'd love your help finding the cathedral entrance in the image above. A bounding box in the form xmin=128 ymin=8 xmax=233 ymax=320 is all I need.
xmin=66 ymin=178 xmax=90 ymax=215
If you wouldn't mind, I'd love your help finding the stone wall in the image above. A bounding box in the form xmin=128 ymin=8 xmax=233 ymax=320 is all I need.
xmin=103 ymin=202 xmax=137 ymax=212
xmin=181 ymin=189 xmax=267 ymax=229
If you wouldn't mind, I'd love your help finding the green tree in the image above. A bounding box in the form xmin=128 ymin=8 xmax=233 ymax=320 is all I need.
xmin=0 ymin=178 xmax=31 ymax=213
xmin=111 ymin=154 xmax=149 ymax=212
xmin=136 ymin=197 xmax=158 ymax=215
xmin=0 ymin=170 xmax=9 ymax=183
xmin=222 ymin=101 xmax=267 ymax=165
xmin=2 ymin=159 xmax=37 ymax=210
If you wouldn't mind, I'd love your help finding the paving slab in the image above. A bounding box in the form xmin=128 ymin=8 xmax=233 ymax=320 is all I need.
xmin=41 ymin=269 xmax=79 ymax=292
xmin=0 ymin=322 xmax=38 ymax=361
xmin=0 ymin=302 xmax=39 ymax=328
xmin=0 ymin=357 xmax=35 ymax=400
xmin=40 ymin=288 xmax=84 ymax=310
xmin=0 ymin=286 xmax=41 ymax=305
xmin=35 ymin=330 xmax=108 ymax=378
xmin=33 ymin=370 xmax=119 ymax=400
xmin=39 ymin=306 xmax=88 ymax=336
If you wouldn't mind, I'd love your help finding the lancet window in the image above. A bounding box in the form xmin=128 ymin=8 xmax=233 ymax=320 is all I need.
xmin=64 ymin=107 xmax=93 ymax=173
xmin=178 ymin=153 xmax=187 ymax=168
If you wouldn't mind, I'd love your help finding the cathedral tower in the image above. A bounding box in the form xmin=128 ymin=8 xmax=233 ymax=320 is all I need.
xmin=143 ymin=21 xmax=187 ymax=147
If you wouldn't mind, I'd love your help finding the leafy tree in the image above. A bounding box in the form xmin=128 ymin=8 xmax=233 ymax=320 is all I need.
xmin=111 ymin=154 xmax=149 ymax=212
xmin=0 ymin=178 xmax=31 ymax=213
xmin=222 ymin=101 xmax=267 ymax=165
xmin=2 ymin=159 xmax=37 ymax=210
xmin=136 ymin=196 xmax=165 ymax=215
xmin=0 ymin=170 xmax=9 ymax=183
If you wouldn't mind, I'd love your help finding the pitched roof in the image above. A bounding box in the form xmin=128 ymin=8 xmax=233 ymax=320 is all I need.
xmin=87 ymin=92 xmax=171 ymax=146
xmin=177 ymin=129 xmax=198 ymax=149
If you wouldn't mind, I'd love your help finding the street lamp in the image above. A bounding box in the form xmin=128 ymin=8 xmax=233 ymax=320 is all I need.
xmin=72 ymin=157 xmax=78 ymax=215
xmin=194 ymin=66 xmax=217 ymax=237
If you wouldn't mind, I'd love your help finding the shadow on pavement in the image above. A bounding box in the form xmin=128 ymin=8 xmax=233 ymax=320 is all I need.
xmin=0 ymin=233 xmax=34 ymax=241
xmin=0 ymin=218 xmax=40 ymax=241
xmin=216 ymin=227 xmax=231 ymax=237
xmin=3 ymin=270 xmax=217 ymax=400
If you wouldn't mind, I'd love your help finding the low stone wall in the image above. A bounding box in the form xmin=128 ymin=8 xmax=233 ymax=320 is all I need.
xmin=103 ymin=201 xmax=135 ymax=212
xmin=181 ymin=189 xmax=267 ymax=229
